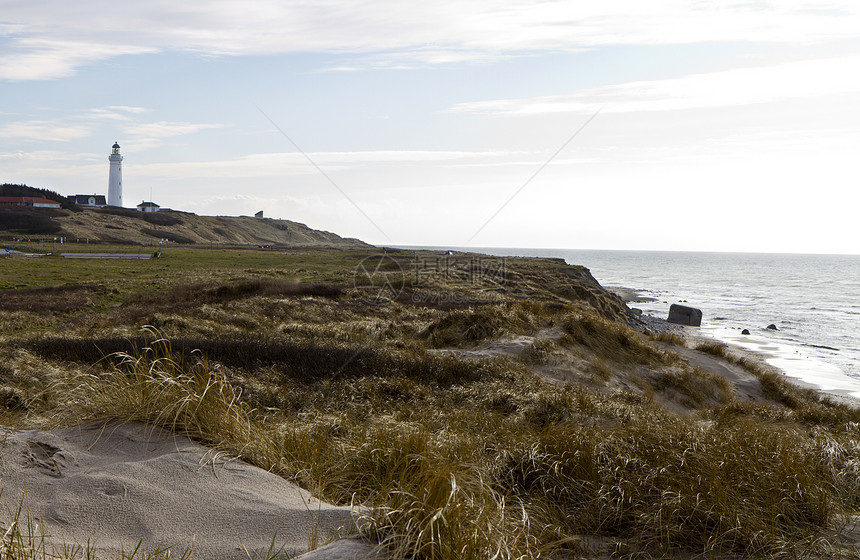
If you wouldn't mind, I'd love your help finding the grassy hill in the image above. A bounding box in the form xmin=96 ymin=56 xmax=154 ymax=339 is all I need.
xmin=1 ymin=205 xmax=368 ymax=247
xmin=1 ymin=246 xmax=859 ymax=558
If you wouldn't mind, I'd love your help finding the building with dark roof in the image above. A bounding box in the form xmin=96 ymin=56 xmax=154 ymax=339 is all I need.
xmin=136 ymin=201 xmax=160 ymax=213
xmin=71 ymin=194 xmax=107 ymax=207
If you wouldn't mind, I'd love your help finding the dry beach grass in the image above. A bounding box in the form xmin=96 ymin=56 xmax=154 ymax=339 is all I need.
xmin=1 ymin=246 xmax=860 ymax=558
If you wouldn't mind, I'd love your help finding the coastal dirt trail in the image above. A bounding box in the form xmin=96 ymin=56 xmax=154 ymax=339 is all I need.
xmin=432 ymin=327 xmax=772 ymax=406
xmin=654 ymin=341 xmax=769 ymax=403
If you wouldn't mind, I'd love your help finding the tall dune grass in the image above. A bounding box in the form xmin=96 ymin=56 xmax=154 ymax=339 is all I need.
xmin=560 ymin=312 xmax=673 ymax=366
xmin=29 ymin=332 xmax=858 ymax=559
xmin=6 ymin=248 xmax=860 ymax=559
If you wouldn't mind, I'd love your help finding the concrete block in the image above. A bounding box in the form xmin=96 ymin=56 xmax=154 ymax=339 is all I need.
xmin=667 ymin=304 xmax=702 ymax=326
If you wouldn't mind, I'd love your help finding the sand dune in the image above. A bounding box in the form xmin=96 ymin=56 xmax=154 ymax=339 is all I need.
xmin=0 ymin=422 xmax=362 ymax=559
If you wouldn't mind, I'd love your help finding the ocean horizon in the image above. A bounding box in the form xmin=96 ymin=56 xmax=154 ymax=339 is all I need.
xmin=395 ymin=246 xmax=860 ymax=399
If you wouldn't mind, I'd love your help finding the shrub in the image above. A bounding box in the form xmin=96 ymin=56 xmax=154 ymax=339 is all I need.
xmin=0 ymin=208 xmax=63 ymax=234
xmin=24 ymin=333 xmax=512 ymax=387
xmin=142 ymin=212 xmax=183 ymax=227
xmin=0 ymin=284 xmax=106 ymax=313
xmin=589 ymin=356 xmax=613 ymax=381
xmin=422 ymin=305 xmax=538 ymax=348
xmin=561 ymin=312 xmax=670 ymax=366
xmin=65 ymin=337 xmax=258 ymax=447
xmin=653 ymin=331 xmax=686 ymax=346
xmin=500 ymin=421 xmax=846 ymax=557
xmin=695 ymin=341 xmax=731 ymax=358
xmin=520 ymin=339 xmax=559 ymax=365
xmin=654 ymin=366 xmax=735 ymax=407
xmin=96 ymin=207 xmax=141 ymax=218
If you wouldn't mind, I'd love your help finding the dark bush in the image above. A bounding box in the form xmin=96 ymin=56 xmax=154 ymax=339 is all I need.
xmin=0 ymin=387 xmax=26 ymax=410
xmin=24 ymin=335 xmax=509 ymax=386
xmin=97 ymin=207 xmax=140 ymax=218
xmin=0 ymin=208 xmax=63 ymax=234
xmin=0 ymin=284 xmax=107 ymax=312
xmin=142 ymin=212 xmax=183 ymax=227
xmin=129 ymin=278 xmax=342 ymax=308
xmin=422 ymin=308 xmax=505 ymax=348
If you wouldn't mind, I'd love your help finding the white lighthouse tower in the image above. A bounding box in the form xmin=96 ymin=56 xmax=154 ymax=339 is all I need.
xmin=107 ymin=141 xmax=123 ymax=207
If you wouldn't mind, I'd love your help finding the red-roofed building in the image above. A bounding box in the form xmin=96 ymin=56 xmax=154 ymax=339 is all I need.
xmin=0 ymin=196 xmax=61 ymax=208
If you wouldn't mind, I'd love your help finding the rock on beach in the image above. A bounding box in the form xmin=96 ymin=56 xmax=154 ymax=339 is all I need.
xmin=667 ymin=304 xmax=703 ymax=327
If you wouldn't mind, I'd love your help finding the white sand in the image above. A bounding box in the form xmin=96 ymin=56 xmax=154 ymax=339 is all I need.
xmin=701 ymin=325 xmax=860 ymax=402
xmin=0 ymin=421 xmax=360 ymax=559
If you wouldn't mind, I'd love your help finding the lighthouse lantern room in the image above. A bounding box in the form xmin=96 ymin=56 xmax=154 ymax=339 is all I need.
xmin=107 ymin=142 xmax=123 ymax=207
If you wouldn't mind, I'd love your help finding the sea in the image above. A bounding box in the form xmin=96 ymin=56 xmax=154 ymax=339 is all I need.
xmin=398 ymin=247 xmax=860 ymax=399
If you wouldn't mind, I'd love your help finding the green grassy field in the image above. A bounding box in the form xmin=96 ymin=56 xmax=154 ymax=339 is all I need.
xmin=0 ymin=245 xmax=377 ymax=291
xmin=1 ymin=245 xmax=859 ymax=559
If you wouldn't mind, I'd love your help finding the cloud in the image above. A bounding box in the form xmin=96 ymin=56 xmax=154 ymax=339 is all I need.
xmin=121 ymin=121 xmax=225 ymax=150
xmin=88 ymin=106 xmax=149 ymax=121
xmin=445 ymin=55 xmax=860 ymax=115
xmin=3 ymin=1 xmax=859 ymax=80
xmin=124 ymin=121 xmax=224 ymax=138
xmin=0 ymin=149 xmax=100 ymax=163
xmin=0 ymin=38 xmax=155 ymax=81
xmin=319 ymin=47 xmax=524 ymax=72
xmin=0 ymin=120 xmax=93 ymax=142
xmin=0 ymin=108 xmax=217 ymax=150
xmin=0 ymin=103 xmax=225 ymax=159
xmin=132 ymin=149 xmax=525 ymax=179
xmin=0 ymin=150 xmax=105 ymax=188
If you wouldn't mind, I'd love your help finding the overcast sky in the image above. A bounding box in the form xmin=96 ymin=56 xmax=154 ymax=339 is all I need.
xmin=2 ymin=1 xmax=859 ymax=253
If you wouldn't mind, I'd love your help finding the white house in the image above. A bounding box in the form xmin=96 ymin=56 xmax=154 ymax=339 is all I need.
xmin=136 ymin=201 xmax=160 ymax=213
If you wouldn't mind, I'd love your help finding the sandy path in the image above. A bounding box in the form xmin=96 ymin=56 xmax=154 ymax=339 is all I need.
xmin=656 ymin=340 xmax=768 ymax=402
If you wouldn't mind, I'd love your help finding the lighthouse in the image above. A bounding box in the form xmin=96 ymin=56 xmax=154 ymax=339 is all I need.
xmin=107 ymin=142 xmax=123 ymax=207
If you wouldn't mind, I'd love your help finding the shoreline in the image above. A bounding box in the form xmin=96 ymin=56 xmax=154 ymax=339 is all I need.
xmin=699 ymin=325 xmax=860 ymax=407
xmin=612 ymin=287 xmax=860 ymax=409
